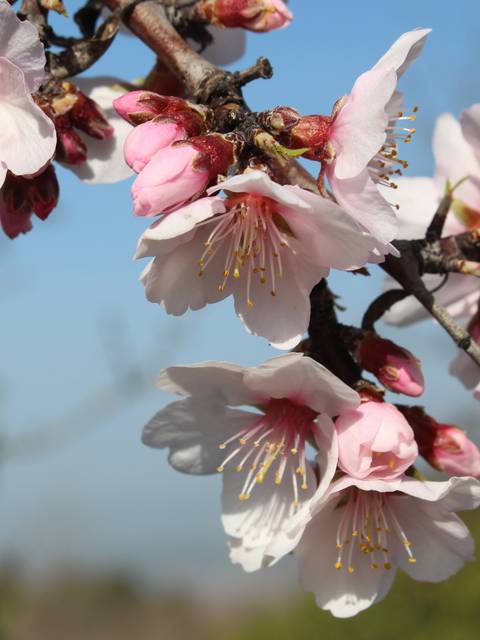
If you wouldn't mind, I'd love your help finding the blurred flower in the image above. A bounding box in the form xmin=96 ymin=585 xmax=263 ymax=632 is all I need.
xmin=0 ymin=1 xmax=56 ymax=187
xmin=142 ymin=353 xmax=360 ymax=571
xmin=357 ymin=333 xmax=424 ymax=396
xmin=298 ymin=475 xmax=480 ymax=618
xmin=335 ymin=402 xmax=418 ymax=480
xmin=0 ymin=164 xmax=59 ymax=238
xmin=136 ymin=170 xmax=379 ymax=348
xmin=384 ymin=109 xmax=480 ymax=326
xmin=449 ymin=310 xmax=480 ymax=401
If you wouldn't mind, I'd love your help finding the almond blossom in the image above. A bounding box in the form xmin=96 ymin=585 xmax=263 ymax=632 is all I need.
xmin=384 ymin=109 xmax=480 ymax=326
xmin=142 ymin=353 xmax=360 ymax=572
xmin=292 ymin=402 xmax=480 ymax=618
xmin=0 ymin=0 xmax=56 ymax=187
xmin=319 ymin=29 xmax=431 ymax=245
xmin=136 ymin=170 xmax=380 ymax=349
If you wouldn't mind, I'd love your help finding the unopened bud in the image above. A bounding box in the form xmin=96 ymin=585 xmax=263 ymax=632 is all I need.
xmin=132 ymin=133 xmax=241 ymax=216
xmin=26 ymin=165 xmax=59 ymax=220
xmin=399 ymin=406 xmax=480 ymax=477
xmin=124 ymin=119 xmax=187 ymax=173
xmin=196 ymin=0 xmax=292 ymax=32
xmin=358 ymin=333 xmax=424 ymax=397
xmin=113 ymin=91 xmax=211 ymax=129
xmin=55 ymin=114 xmax=88 ymax=165
xmin=257 ymin=106 xmax=301 ymax=133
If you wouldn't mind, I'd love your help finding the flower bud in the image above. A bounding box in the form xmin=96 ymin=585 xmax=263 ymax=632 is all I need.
xmin=124 ymin=120 xmax=187 ymax=173
xmin=197 ymin=0 xmax=292 ymax=32
xmin=336 ymin=402 xmax=418 ymax=481
xmin=26 ymin=164 xmax=59 ymax=220
xmin=113 ymin=91 xmax=211 ymax=129
xmin=399 ymin=406 xmax=480 ymax=477
xmin=0 ymin=165 xmax=59 ymax=239
xmin=358 ymin=333 xmax=424 ymax=397
xmin=132 ymin=134 xmax=239 ymax=216
xmin=55 ymin=114 xmax=88 ymax=165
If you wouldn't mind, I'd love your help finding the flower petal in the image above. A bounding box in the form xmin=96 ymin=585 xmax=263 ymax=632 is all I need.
xmin=0 ymin=58 xmax=56 ymax=177
xmin=331 ymin=68 xmax=395 ymax=180
xmin=142 ymin=396 xmax=255 ymax=474
xmin=155 ymin=360 xmax=254 ymax=405
xmin=299 ymin=499 xmax=396 ymax=618
xmin=0 ymin=1 xmax=46 ymax=91
xmin=461 ymin=103 xmax=480 ymax=164
xmin=243 ymin=354 xmax=360 ymax=414
xmin=372 ymin=28 xmax=431 ymax=79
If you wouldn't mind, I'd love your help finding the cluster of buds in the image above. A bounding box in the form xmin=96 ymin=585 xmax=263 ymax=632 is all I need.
xmin=399 ymin=406 xmax=480 ymax=477
xmin=356 ymin=332 xmax=424 ymax=397
xmin=194 ymin=0 xmax=292 ymax=32
xmin=0 ymin=165 xmax=59 ymax=239
xmin=114 ymin=91 xmax=243 ymax=216
xmin=38 ymin=82 xmax=114 ymax=165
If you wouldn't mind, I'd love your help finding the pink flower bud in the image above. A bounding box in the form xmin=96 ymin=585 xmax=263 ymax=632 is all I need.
xmin=198 ymin=0 xmax=292 ymax=32
xmin=336 ymin=402 xmax=418 ymax=481
xmin=124 ymin=120 xmax=187 ymax=173
xmin=113 ymin=91 xmax=210 ymax=129
xmin=131 ymin=134 xmax=238 ymax=216
xmin=399 ymin=406 xmax=480 ymax=477
xmin=70 ymin=90 xmax=114 ymax=140
xmin=358 ymin=333 xmax=424 ymax=397
xmin=55 ymin=114 xmax=88 ymax=165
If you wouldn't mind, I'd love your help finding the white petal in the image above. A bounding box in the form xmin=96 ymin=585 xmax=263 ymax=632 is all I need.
xmin=372 ymin=28 xmax=431 ymax=78
xmin=209 ymin=170 xmax=311 ymax=210
xmin=461 ymin=103 xmax=480 ymax=164
xmin=140 ymin=225 xmax=233 ymax=315
xmin=0 ymin=1 xmax=46 ymax=91
xmin=142 ymin=397 xmax=255 ymax=474
xmin=0 ymin=162 xmax=6 ymax=188
xmin=332 ymin=68 xmax=395 ymax=179
xmin=69 ymin=77 xmax=135 ymax=184
xmin=328 ymin=168 xmax=398 ymax=244
xmin=155 ymin=360 xmax=254 ymax=405
xmin=201 ymin=27 xmax=246 ymax=65
xmin=389 ymin=493 xmax=475 ymax=582
xmin=243 ymin=354 xmax=360 ymax=415
xmin=221 ymin=460 xmax=317 ymax=571
xmin=381 ymin=177 xmax=438 ymax=239
xmin=399 ymin=476 xmax=480 ymax=510
xmin=285 ymin=187 xmax=379 ymax=269
xmin=0 ymin=58 xmax=56 ymax=177
xmin=299 ymin=500 xmax=396 ymax=618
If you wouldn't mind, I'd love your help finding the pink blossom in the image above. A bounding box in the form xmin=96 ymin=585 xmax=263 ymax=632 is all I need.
xmin=136 ymin=170 xmax=380 ymax=349
xmin=298 ymin=475 xmax=480 ymax=617
xmin=142 ymin=354 xmax=360 ymax=571
xmin=325 ymin=29 xmax=430 ymax=245
xmin=357 ymin=333 xmax=424 ymax=396
xmin=450 ymin=312 xmax=480 ymax=401
xmin=335 ymin=402 xmax=418 ymax=480
xmin=124 ymin=120 xmax=186 ymax=173
xmin=0 ymin=2 xmax=56 ymax=187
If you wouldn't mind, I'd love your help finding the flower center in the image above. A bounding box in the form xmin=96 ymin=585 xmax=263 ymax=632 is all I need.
xmin=334 ymin=489 xmax=417 ymax=573
xmin=368 ymin=106 xmax=418 ymax=190
xmin=217 ymin=398 xmax=317 ymax=505
xmin=197 ymin=194 xmax=294 ymax=307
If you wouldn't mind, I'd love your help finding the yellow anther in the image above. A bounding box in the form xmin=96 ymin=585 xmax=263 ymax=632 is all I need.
xmin=239 ymin=493 xmax=250 ymax=501
xmin=236 ymin=465 xmax=243 ymax=472
xmin=408 ymin=558 xmax=417 ymax=564
xmin=247 ymin=299 xmax=254 ymax=309
xmin=335 ymin=562 xmax=343 ymax=570
xmin=233 ymin=268 xmax=240 ymax=279
xmin=384 ymin=562 xmax=392 ymax=570
xmin=347 ymin=566 xmax=355 ymax=574
xmin=217 ymin=466 xmax=224 ymax=473
xmin=219 ymin=443 xmax=227 ymax=450
xmin=371 ymin=563 xmax=379 ymax=570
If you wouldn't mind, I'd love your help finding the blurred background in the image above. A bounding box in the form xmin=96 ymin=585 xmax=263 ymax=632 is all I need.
xmin=1 ymin=0 xmax=480 ymax=637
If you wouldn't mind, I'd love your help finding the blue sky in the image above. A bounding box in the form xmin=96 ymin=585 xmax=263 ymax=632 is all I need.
xmin=0 ymin=0 xmax=479 ymax=599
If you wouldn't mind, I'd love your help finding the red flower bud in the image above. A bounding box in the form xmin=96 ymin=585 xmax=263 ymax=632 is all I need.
xmin=358 ymin=333 xmax=424 ymax=397
xmin=55 ymin=114 xmax=88 ymax=165
xmin=0 ymin=165 xmax=59 ymax=239
xmin=399 ymin=406 xmax=480 ymax=477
